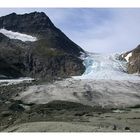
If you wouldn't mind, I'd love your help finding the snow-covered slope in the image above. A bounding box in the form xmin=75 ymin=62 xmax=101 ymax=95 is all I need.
xmin=0 ymin=28 xmax=37 ymax=42
xmin=74 ymin=53 xmax=140 ymax=80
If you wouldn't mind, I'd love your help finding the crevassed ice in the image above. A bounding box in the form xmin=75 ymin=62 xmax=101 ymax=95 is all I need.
xmin=0 ymin=28 xmax=37 ymax=42
xmin=73 ymin=53 xmax=140 ymax=80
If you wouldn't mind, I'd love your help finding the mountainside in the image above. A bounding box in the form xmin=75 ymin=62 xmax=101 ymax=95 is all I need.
xmin=0 ymin=12 xmax=85 ymax=79
xmin=120 ymin=45 xmax=140 ymax=74
xmin=1 ymin=11 xmax=140 ymax=133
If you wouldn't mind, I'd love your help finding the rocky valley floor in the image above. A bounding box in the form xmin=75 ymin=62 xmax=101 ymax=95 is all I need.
xmin=2 ymin=105 xmax=140 ymax=132
xmin=0 ymin=78 xmax=140 ymax=132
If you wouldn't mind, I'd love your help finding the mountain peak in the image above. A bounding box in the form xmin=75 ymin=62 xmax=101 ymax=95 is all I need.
xmin=28 ymin=11 xmax=46 ymax=16
xmin=0 ymin=11 xmax=85 ymax=80
xmin=3 ymin=11 xmax=47 ymax=18
xmin=22 ymin=11 xmax=49 ymax=19
xmin=0 ymin=12 xmax=55 ymax=34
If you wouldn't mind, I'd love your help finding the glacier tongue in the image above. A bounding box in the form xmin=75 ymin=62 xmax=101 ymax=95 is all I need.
xmin=0 ymin=28 xmax=37 ymax=42
xmin=74 ymin=53 xmax=140 ymax=80
xmin=15 ymin=53 xmax=140 ymax=108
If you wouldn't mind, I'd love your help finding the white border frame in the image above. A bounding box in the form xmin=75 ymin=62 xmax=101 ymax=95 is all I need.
xmin=0 ymin=0 xmax=140 ymax=7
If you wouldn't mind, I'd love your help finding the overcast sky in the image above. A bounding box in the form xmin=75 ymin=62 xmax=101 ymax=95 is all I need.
xmin=0 ymin=8 xmax=140 ymax=53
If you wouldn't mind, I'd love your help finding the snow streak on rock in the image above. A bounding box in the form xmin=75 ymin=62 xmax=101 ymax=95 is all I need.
xmin=0 ymin=28 xmax=37 ymax=42
xmin=124 ymin=52 xmax=132 ymax=62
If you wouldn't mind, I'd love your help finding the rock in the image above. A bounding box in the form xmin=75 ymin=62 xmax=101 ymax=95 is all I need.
xmin=1 ymin=111 xmax=12 ymax=117
xmin=9 ymin=102 xmax=25 ymax=112
xmin=5 ymin=101 xmax=11 ymax=104
xmin=125 ymin=126 xmax=130 ymax=131
xmin=113 ymin=125 xmax=117 ymax=130
xmin=120 ymin=45 xmax=140 ymax=74
xmin=0 ymin=12 xmax=86 ymax=80
xmin=74 ymin=112 xmax=86 ymax=116
xmin=0 ymin=12 xmax=54 ymax=34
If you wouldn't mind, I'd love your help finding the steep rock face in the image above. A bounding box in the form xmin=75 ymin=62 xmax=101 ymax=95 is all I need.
xmin=24 ymin=53 xmax=85 ymax=80
xmin=0 ymin=12 xmax=85 ymax=79
xmin=120 ymin=45 xmax=140 ymax=74
xmin=0 ymin=33 xmax=26 ymax=79
xmin=0 ymin=12 xmax=55 ymax=34
xmin=0 ymin=12 xmax=84 ymax=56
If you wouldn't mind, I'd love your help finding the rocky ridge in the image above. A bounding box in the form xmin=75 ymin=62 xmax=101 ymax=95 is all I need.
xmin=0 ymin=12 xmax=85 ymax=80
xmin=120 ymin=45 xmax=140 ymax=74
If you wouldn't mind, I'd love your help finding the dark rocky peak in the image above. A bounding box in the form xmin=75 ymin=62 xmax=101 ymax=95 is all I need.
xmin=0 ymin=12 xmax=85 ymax=56
xmin=0 ymin=12 xmax=55 ymax=34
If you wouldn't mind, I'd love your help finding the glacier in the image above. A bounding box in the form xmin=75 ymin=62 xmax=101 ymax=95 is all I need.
xmin=74 ymin=53 xmax=140 ymax=80
xmin=0 ymin=52 xmax=138 ymax=108
xmin=0 ymin=28 xmax=37 ymax=42
xmin=15 ymin=53 xmax=140 ymax=108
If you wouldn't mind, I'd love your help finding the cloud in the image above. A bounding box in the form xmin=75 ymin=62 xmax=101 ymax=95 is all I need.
xmin=0 ymin=8 xmax=140 ymax=53
xmin=45 ymin=8 xmax=140 ymax=53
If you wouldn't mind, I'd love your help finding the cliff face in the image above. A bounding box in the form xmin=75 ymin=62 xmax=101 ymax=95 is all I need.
xmin=0 ymin=12 xmax=85 ymax=79
xmin=120 ymin=45 xmax=140 ymax=74
xmin=0 ymin=12 xmax=84 ymax=56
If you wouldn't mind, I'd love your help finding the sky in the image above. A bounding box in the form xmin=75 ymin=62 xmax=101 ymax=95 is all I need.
xmin=0 ymin=8 xmax=140 ymax=53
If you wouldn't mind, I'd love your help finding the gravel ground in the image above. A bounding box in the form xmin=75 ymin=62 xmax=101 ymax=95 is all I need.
xmin=0 ymin=79 xmax=140 ymax=132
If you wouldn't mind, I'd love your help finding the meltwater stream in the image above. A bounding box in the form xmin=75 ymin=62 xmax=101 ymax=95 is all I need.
xmin=74 ymin=53 xmax=140 ymax=80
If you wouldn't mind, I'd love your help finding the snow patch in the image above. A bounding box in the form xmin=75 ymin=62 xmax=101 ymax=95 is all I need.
xmin=79 ymin=51 xmax=86 ymax=60
xmin=121 ymin=54 xmax=124 ymax=58
xmin=124 ymin=52 xmax=132 ymax=62
xmin=0 ymin=28 xmax=37 ymax=42
xmin=112 ymin=109 xmax=126 ymax=113
xmin=0 ymin=77 xmax=34 ymax=86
